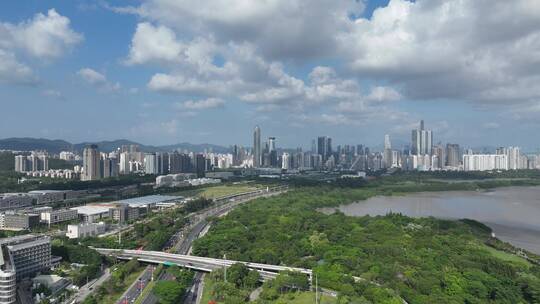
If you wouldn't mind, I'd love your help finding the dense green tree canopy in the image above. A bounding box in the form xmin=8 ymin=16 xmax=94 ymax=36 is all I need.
xmin=194 ymin=187 xmax=540 ymax=303
xmin=154 ymin=280 xmax=186 ymax=304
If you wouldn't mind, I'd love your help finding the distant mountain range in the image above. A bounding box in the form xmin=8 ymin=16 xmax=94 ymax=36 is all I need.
xmin=0 ymin=137 xmax=230 ymax=154
xmin=0 ymin=137 xmax=516 ymax=156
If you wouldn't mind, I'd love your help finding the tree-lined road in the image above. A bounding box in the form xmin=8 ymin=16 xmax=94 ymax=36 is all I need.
xmin=107 ymin=186 xmax=288 ymax=304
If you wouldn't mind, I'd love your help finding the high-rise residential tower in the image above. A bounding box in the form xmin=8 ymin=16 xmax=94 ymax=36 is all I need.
xmin=82 ymin=145 xmax=100 ymax=181
xmin=195 ymin=154 xmax=206 ymax=178
xmin=253 ymin=126 xmax=261 ymax=168
xmin=432 ymin=145 xmax=445 ymax=169
xmin=446 ymin=144 xmax=460 ymax=167
xmin=14 ymin=155 xmax=27 ymax=173
xmin=507 ymin=147 xmax=521 ymax=170
xmin=281 ymin=152 xmax=291 ymax=170
xmin=144 ymin=153 xmax=158 ymax=174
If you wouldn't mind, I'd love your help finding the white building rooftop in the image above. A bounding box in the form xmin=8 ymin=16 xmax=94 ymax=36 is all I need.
xmin=71 ymin=205 xmax=111 ymax=215
xmin=28 ymin=190 xmax=67 ymax=194
xmin=110 ymin=195 xmax=183 ymax=208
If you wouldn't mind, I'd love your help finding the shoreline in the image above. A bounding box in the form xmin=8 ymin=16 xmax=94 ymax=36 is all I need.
xmin=318 ymin=185 xmax=540 ymax=257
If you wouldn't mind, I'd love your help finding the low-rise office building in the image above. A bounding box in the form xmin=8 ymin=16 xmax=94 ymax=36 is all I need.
xmin=0 ymin=193 xmax=34 ymax=212
xmin=0 ymin=235 xmax=52 ymax=304
xmin=110 ymin=195 xmax=181 ymax=209
xmin=155 ymin=173 xmax=197 ymax=187
xmin=0 ymin=212 xmax=40 ymax=230
xmin=40 ymin=209 xmax=78 ymax=225
xmin=70 ymin=205 xmax=110 ymax=223
xmin=32 ymin=274 xmax=70 ymax=296
xmin=28 ymin=190 xmax=66 ymax=205
xmin=28 ymin=190 xmax=89 ymax=205
xmin=110 ymin=204 xmax=139 ymax=223
xmin=66 ymin=222 xmax=106 ymax=239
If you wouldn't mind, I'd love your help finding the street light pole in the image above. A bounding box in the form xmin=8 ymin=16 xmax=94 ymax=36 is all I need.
xmin=223 ymin=254 xmax=227 ymax=283
xmin=315 ymin=274 xmax=319 ymax=304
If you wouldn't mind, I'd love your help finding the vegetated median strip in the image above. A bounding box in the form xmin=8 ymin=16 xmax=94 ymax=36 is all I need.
xmin=93 ymin=266 xmax=145 ymax=304
xmin=114 ymin=266 xmax=149 ymax=304
xmin=134 ymin=280 xmax=155 ymax=304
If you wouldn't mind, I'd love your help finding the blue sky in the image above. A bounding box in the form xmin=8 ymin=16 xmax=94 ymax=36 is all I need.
xmin=1 ymin=0 xmax=539 ymax=151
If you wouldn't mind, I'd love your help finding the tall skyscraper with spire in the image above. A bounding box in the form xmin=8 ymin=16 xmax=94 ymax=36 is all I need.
xmin=253 ymin=126 xmax=261 ymax=167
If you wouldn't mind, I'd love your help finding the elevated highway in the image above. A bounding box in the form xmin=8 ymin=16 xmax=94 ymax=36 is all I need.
xmin=95 ymin=248 xmax=312 ymax=282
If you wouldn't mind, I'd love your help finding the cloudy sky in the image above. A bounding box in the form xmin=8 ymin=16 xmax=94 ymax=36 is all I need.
xmin=1 ymin=0 xmax=540 ymax=150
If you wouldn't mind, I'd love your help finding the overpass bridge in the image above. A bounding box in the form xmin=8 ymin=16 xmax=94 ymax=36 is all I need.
xmin=95 ymin=248 xmax=312 ymax=282
xmin=212 ymin=185 xmax=289 ymax=203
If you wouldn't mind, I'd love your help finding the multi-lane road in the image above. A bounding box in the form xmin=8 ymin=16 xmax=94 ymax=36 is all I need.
xmin=116 ymin=265 xmax=154 ymax=304
xmin=178 ymin=187 xmax=288 ymax=304
xmin=127 ymin=186 xmax=288 ymax=304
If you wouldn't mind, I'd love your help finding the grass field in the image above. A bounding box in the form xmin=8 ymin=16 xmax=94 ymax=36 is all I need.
xmin=171 ymin=183 xmax=262 ymax=199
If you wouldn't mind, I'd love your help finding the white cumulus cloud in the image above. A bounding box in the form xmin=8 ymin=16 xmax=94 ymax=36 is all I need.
xmin=0 ymin=9 xmax=82 ymax=59
xmin=0 ymin=9 xmax=82 ymax=85
xmin=115 ymin=0 xmax=540 ymax=129
xmin=340 ymin=0 xmax=540 ymax=103
xmin=179 ymin=98 xmax=225 ymax=110
xmin=0 ymin=49 xmax=38 ymax=85
xmin=77 ymin=68 xmax=120 ymax=92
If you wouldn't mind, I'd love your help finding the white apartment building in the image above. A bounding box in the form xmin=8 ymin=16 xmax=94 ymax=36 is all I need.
xmin=59 ymin=151 xmax=77 ymax=161
xmin=463 ymin=154 xmax=509 ymax=171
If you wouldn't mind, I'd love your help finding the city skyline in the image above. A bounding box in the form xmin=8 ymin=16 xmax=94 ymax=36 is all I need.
xmin=1 ymin=1 xmax=540 ymax=149
xmin=1 ymin=122 xmax=540 ymax=154
xmin=11 ymin=121 xmax=540 ymax=179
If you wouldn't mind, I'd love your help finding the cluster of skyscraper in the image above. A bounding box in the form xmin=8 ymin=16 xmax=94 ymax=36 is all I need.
xmin=252 ymin=126 xmax=282 ymax=168
xmin=249 ymin=122 xmax=539 ymax=172
xmin=81 ymin=144 xmax=231 ymax=181
xmin=253 ymin=126 xmax=371 ymax=171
